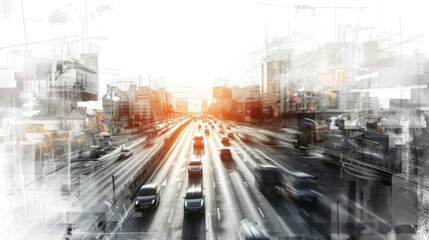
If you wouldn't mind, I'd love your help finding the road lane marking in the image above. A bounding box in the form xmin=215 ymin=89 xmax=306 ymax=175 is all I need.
xmin=213 ymin=182 xmax=216 ymax=188
xmin=217 ymin=208 xmax=221 ymax=220
xmin=243 ymin=181 xmax=248 ymax=188
xmin=301 ymin=209 xmax=310 ymax=217
xmin=235 ymin=166 xmax=239 ymax=171
xmin=167 ymin=209 xmax=175 ymax=224
xmin=171 ymin=161 xmax=175 ymax=166
xmin=257 ymin=207 xmax=265 ymax=218
xmin=162 ymin=178 xmax=167 ymax=187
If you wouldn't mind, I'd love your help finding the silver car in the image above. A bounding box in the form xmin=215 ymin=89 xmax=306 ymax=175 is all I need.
xmin=183 ymin=187 xmax=205 ymax=214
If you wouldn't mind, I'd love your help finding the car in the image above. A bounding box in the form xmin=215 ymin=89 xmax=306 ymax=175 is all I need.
xmin=393 ymin=225 xmax=417 ymax=240
xmin=211 ymin=125 xmax=215 ymax=129
xmin=188 ymin=158 xmax=203 ymax=175
xmin=193 ymin=135 xmax=204 ymax=148
xmin=204 ymin=128 xmax=210 ymax=135
xmin=183 ymin=187 xmax=205 ymax=214
xmin=117 ymin=146 xmax=133 ymax=160
xmin=135 ymin=184 xmax=160 ymax=211
xmin=219 ymin=129 xmax=225 ymax=134
xmin=221 ymin=137 xmax=230 ymax=144
xmin=226 ymin=126 xmax=231 ymax=130
xmin=219 ymin=148 xmax=232 ymax=161
xmin=227 ymin=132 xmax=234 ymax=138
xmin=254 ymin=164 xmax=282 ymax=195
xmin=239 ymin=218 xmax=270 ymax=240
xmin=282 ymin=171 xmax=321 ymax=202
xmin=218 ymin=124 xmax=223 ymax=129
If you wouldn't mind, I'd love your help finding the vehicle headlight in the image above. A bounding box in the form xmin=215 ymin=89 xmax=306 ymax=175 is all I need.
xmin=151 ymin=199 xmax=155 ymax=205
xmin=135 ymin=200 xmax=139 ymax=205
xmin=200 ymin=199 xmax=204 ymax=207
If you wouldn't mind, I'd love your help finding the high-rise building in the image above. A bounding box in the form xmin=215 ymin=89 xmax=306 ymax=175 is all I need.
xmin=201 ymin=100 xmax=208 ymax=113
xmin=135 ymin=86 xmax=162 ymax=124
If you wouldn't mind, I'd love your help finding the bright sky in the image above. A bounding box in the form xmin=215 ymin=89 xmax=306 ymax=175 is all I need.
xmin=1 ymin=0 xmax=428 ymax=111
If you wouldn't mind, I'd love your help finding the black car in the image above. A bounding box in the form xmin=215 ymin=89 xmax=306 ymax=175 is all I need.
xmin=184 ymin=187 xmax=205 ymax=214
xmin=135 ymin=184 xmax=160 ymax=211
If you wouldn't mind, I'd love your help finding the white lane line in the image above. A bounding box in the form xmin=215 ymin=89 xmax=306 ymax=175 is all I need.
xmin=171 ymin=161 xmax=176 ymax=166
xmin=213 ymin=182 xmax=216 ymax=188
xmin=301 ymin=209 xmax=310 ymax=217
xmin=167 ymin=209 xmax=175 ymax=224
xmin=257 ymin=207 xmax=265 ymax=218
xmin=235 ymin=166 xmax=239 ymax=171
xmin=217 ymin=208 xmax=221 ymax=220
xmin=161 ymin=178 xmax=167 ymax=187
xmin=243 ymin=181 xmax=248 ymax=188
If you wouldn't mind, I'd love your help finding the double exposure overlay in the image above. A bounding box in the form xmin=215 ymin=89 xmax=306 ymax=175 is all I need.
xmin=1 ymin=1 xmax=429 ymax=239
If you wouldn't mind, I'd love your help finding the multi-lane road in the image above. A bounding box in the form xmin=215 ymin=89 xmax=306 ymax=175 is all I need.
xmin=5 ymin=118 xmax=397 ymax=239
xmin=114 ymin=119 xmax=394 ymax=239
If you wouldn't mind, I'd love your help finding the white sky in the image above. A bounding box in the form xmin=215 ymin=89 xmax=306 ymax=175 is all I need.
xmin=1 ymin=0 xmax=429 ymax=111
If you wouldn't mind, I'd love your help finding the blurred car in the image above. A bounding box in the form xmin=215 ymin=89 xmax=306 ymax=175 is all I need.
xmin=219 ymin=129 xmax=225 ymax=134
xmin=221 ymin=137 xmax=230 ymax=144
xmin=188 ymin=158 xmax=203 ymax=176
xmin=193 ymin=135 xmax=204 ymax=148
xmin=117 ymin=146 xmax=133 ymax=160
xmin=135 ymin=184 xmax=160 ymax=211
xmin=282 ymin=171 xmax=321 ymax=202
xmin=204 ymin=128 xmax=210 ymax=135
xmin=211 ymin=125 xmax=215 ymax=129
xmin=239 ymin=218 xmax=270 ymax=240
xmin=227 ymin=132 xmax=234 ymax=138
xmin=219 ymin=148 xmax=232 ymax=161
xmin=254 ymin=164 xmax=282 ymax=196
xmin=183 ymin=187 xmax=205 ymax=214
xmin=226 ymin=126 xmax=231 ymax=130
xmin=394 ymin=224 xmax=417 ymax=240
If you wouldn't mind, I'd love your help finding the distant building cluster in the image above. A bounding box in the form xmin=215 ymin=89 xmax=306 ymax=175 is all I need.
xmin=102 ymin=83 xmax=178 ymax=132
xmin=209 ymin=38 xmax=429 ymax=175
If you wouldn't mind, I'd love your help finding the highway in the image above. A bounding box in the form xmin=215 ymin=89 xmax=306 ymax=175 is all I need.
xmin=6 ymin=118 xmax=396 ymax=239
xmin=111 ymin=119 xmax=393 ymax=239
